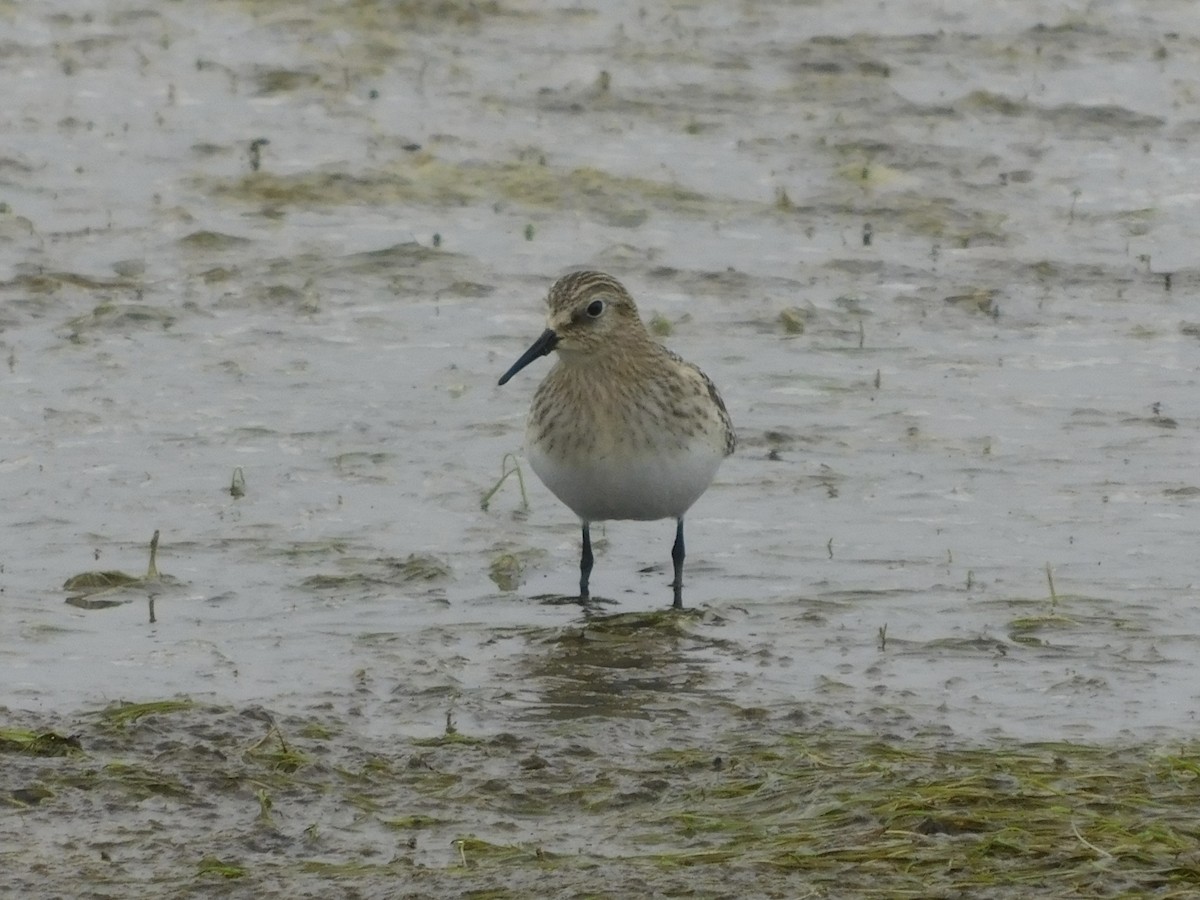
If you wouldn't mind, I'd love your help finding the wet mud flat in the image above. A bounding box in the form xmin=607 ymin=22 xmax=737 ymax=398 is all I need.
xmin=4 ymin=0 xmax=1200 ymax=896
xmin=7 ymin=589 xmax=1200 ymax=897
xmin=5 ymin=686 xmax=1200 ymax=898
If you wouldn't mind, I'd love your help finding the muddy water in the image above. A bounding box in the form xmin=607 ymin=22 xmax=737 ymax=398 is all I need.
xmin=2 ymin=0 xmax=1200 ymax=894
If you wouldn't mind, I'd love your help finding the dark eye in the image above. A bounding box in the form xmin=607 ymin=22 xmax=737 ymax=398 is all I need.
xmin=586 ymin=299 xmax=604 ymax=318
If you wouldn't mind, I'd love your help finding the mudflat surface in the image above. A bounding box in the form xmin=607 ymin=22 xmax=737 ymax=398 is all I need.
xmin=2 ymin=1 xmax=1199 ymax=895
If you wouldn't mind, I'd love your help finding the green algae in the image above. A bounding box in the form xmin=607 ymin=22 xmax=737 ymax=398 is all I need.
xmin=95 ymin=698 xmax=196 ymax=726
xmin=5 ymin=698 xmax=1200 ymax=895
xmin=0 ymin=728 xmax=82 ymax=756
xmin=62 ymin=570 xmax=143 ymax=591
xmin=196 ymin=856 xmax=246 ymax=879
xmin=63 ymin=531 xmax=168 ymax=603
xmin=203 ymin=155 xmax=725 ymax=226
xmin=302 ymin=553 xmax=451 ymax=591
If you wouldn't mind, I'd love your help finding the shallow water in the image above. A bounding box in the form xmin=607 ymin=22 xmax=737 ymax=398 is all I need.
xmin=3 ymin=0 xmax=1200 ymax=894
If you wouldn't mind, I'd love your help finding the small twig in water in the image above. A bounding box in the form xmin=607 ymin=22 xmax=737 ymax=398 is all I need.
xmin=1071 ymin=823 xmax=1112 ymax=859
xmin=480 ymin=453 xmax=529 ymax=512
xmin=1045 ymin=563 xmax=1058 ymax=606
xmin=230 ymin=467 xmax=246 ymax=498
xmin=247 ymin=715 xmax=290 ymax=757
xmin=248 ymin=138 xmax=269 ymax=172
xmin=146 ymin=530 xmax=160 ymax=580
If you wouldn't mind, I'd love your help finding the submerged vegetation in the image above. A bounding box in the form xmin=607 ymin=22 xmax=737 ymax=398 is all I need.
xmin=3 ymin=698 xmax=1199 ymax=895
xmin=62 ymin=531 xmax=169 ymax=610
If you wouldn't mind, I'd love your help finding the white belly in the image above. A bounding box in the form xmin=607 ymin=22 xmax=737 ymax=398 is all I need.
xmin=526 ymin=440 xmax=724 ymax=523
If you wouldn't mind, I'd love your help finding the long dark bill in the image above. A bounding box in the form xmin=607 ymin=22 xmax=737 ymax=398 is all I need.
xmin=498 ymin=329 xmax=559 ymax=385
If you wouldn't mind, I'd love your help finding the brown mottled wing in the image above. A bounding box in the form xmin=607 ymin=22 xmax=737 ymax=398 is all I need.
xmin=667 ymin=348 xmax=736 ymax=456
xmin=702 ymin=368 xmax=736 ymax=456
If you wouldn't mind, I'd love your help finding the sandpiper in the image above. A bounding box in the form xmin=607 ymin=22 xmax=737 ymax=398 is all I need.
xmin=498 ymin=271 xmax=735 ymax=608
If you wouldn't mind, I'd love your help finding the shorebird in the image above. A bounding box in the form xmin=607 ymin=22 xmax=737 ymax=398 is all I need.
xmin=498 ymin=271 xmax=734 ymax=608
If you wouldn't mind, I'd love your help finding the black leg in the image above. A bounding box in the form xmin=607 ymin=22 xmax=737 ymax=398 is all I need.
xmin=580 ymin=522 xmax=593 ymax=600
xmin=671 ymin=517 xmax=685 ymax=609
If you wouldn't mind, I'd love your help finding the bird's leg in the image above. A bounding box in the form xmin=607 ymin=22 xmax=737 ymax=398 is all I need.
xmin=671 ymin=517 xmax=685 ymax=609
xmin=580 ymin=522 xmax=593 ymax=600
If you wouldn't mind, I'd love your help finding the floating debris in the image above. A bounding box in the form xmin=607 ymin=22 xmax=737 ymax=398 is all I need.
xmin=64 ymin=531 xmax=170 ymax=608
